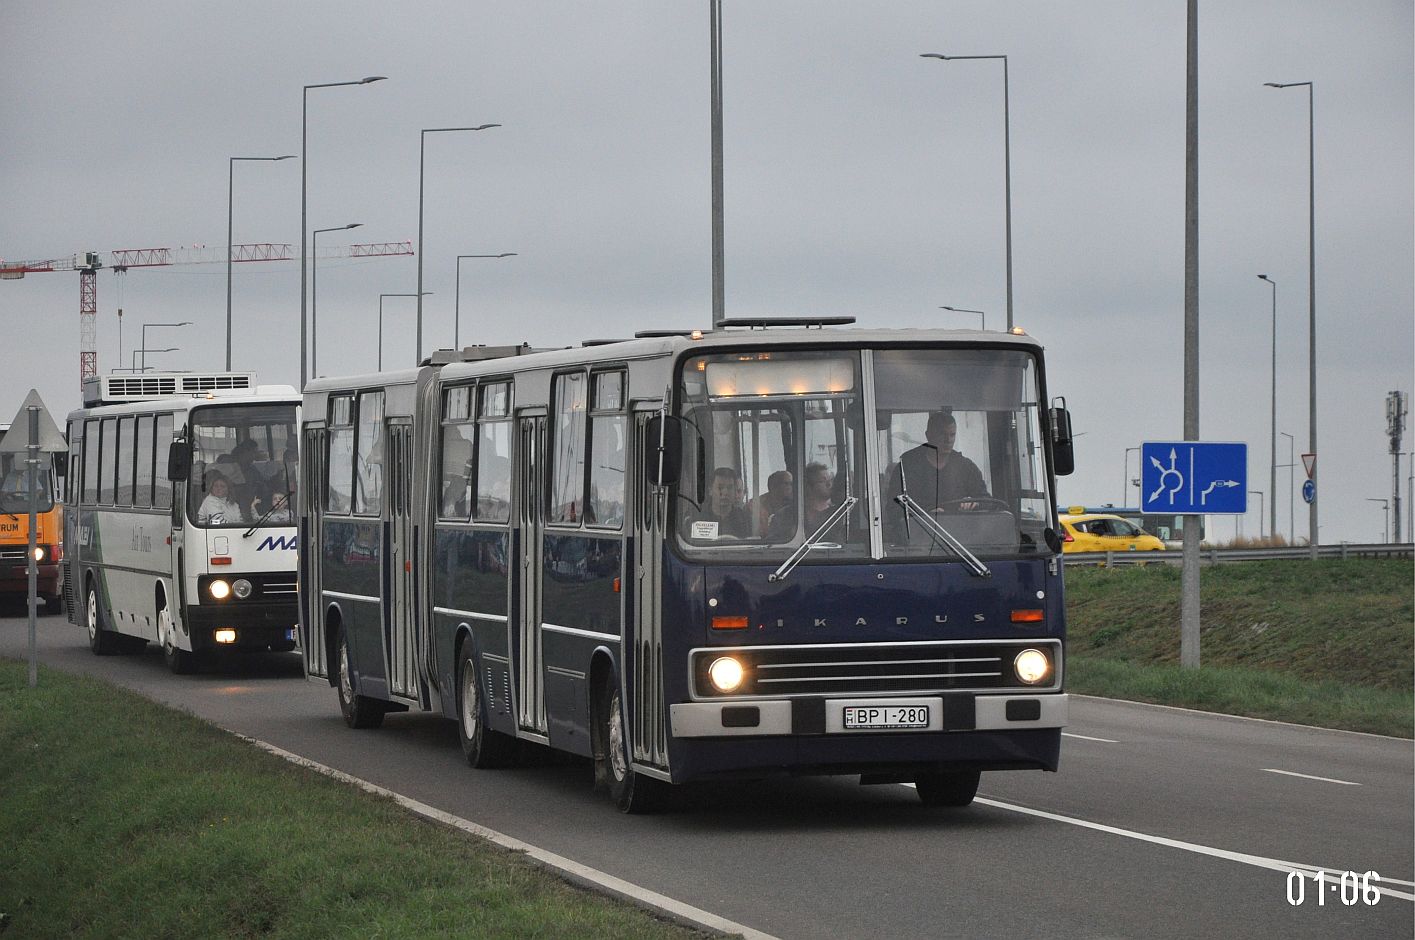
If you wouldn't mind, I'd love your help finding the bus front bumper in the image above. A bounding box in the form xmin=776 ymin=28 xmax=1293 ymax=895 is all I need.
xmin=0 ymin=561 xmax=60 ymax=597
xmin=185 ymin=603 xmax=301 ymax=653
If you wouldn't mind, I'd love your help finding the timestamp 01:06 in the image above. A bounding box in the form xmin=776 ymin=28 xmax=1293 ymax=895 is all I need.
xmin=1286 ymin=870 xmax=1382 ymax=906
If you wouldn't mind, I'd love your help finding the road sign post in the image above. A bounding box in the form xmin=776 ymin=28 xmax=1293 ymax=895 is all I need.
xmin=1 ymin=390 xmax=68 ymax=688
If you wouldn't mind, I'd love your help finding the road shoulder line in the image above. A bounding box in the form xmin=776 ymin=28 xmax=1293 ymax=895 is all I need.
xmin=234 ymin=733 xmax=777 ymax=940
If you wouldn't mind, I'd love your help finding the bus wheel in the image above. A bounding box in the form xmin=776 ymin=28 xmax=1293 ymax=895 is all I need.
xmin=336 ymin=625 xmax=386 ymax=730
xmin=915 ymin=770 xmax=980 ymax=808
xmin=85 ymin=583 xmax=119 ymax=656
xmin=160 ymin=606 xmax=196 ymax=675
xmin=456 ymin=643 xmax=515 ymax=769
xmin=601 ymin=681 xmax=665 ymax=814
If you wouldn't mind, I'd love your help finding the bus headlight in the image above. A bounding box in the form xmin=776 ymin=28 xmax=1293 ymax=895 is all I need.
xmin=1014 ymin=648 xmax=1051 ymax=685
xmin=32 ymin=547 xmax=45 ymax=562
xmin=708 ymin=656 xmax=745 ymax=693
xmin=208 ymin=579 xmax=231 ymax=600
xmin=233 ymin=579 xmax=253 ymax=599
xmin=214 ymin=629 xmax=237 ymax=644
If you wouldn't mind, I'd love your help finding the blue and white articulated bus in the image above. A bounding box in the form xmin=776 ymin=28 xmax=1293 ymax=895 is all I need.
xmin=301 ymin=323 xmax=1076 ymax=811
xmin=64 ymin=372 xmax=301 ymax=673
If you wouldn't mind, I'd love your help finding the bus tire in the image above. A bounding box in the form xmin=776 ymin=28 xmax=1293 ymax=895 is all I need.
xmin=336 ymin=624 xmax=386 ymax=729
xmin=85 ymin=582 xmax=120 ymax=656
xmin=456 ymin=642 xmax=515 ymax=769
xmin=160 ymin=605 xmax=196 ymax=675
xmin=915 ymin=770 xmax=981 ymax=807
xmin=601 ymin=680 xmax=665 ymax=814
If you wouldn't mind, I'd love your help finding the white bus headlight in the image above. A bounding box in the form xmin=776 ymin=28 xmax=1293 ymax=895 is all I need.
xmin=233 ymin=579 xmax=253 ymax=599
xmin=214 ymin=629 xmax=237 ymax=644
xmin=32 ymin=547 xmax=45 ymax=562
xmin=208 ymin=579 xmax=231 ymax=600
xmin=1014 ymin=648 xmax=1051 ymax=685
xmin=708 ymin=656 xmax=745 ymax=693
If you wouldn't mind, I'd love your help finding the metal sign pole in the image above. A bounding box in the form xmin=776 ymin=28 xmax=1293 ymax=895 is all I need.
xmin=26 ymin=406 xmax=39 ymax=687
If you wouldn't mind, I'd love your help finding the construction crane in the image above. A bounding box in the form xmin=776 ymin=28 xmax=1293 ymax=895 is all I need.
xmin=1 ymin=241 xmax=414 ymax=391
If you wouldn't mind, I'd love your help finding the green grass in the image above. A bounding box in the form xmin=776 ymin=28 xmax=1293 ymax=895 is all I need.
xmin=1064 ymin=559 xmax=1414 ymax=737
xmin=0 ymin=661 xmax=708 ymax=940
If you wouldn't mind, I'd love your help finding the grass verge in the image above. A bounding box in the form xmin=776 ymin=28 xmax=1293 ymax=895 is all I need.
xmin=1064 ymin=559 xmax=1413 ymax=737
xmin=0 ymin=660 xmax=707 ymax=939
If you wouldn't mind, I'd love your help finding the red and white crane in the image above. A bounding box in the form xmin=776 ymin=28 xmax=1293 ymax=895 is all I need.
xmin=1 ymin=241 xmax=413 ymax=390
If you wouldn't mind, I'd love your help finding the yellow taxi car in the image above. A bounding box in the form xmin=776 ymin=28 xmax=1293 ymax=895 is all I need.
xmin=1058 ymin=511 xmax=1166 ymax=553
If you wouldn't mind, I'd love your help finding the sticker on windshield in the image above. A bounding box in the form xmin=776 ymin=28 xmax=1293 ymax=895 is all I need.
xmin=691 ymin=520 xmax=720 ymax=540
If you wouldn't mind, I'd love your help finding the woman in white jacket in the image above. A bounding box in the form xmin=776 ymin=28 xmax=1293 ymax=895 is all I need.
xmin=197 ymin=473 xmax=245 ymax=525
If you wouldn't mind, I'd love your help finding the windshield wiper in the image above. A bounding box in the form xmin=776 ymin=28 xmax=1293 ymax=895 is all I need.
xmin=244 ymin=464 xmax=294 ymax=538
xmin=894 ymin=493 xmax=992 ymax=578
xmin=768 ymin=496 xmax=858 ymax=583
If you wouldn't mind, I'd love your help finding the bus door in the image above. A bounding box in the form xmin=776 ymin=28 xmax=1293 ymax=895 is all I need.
xmin=386 ymin=419 xmax=418 ymax=700
xmin=515 ymin=414 xmax=548 ymax=735
xmin=301 ymin=425 xmax=328 ymax=677
xmin=631 ymin=410 xmax=669 ymax=769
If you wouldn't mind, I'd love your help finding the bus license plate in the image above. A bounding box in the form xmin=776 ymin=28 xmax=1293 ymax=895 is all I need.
xmin=842 ymin=705 xmax=930 ymax=730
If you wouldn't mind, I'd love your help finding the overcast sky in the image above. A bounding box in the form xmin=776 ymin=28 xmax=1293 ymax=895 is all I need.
xmin=2 ymin=1 xmax=1410 ymax=544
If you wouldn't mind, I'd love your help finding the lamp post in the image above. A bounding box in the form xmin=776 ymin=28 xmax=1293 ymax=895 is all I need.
xmin=1248 ymin=491 xmax=1265 ymax=540
xmin=301 ymin=75 xmax=386 ymax=391
xmin=1265 ymin=80 xmax=1316 ymax=559
xmin=229 ymin=154 xmax=295 ymax=370
xmin=1365 ymin=498 xmax=1389 ymax=544
xmin=455 ymin=254 xmax=517 ymax=349
xmin=1280 ymin=431 xmax=1295 ymax=543
xmin=312 ymin=223 xmax=362 ymax=379
xmin=1123 ymin=447 xmax=1140 ymax=508
xmin=416 ymin=125 xmax=500 ymax=366
xmin=939 ymin=306 xmax=985 ymax=330
xmin=379 ymin=292 xmax=432 ymax=371
xmin=140 ymin=322 xmax=191 ymax=372
xmin=1257 ymin=275 xmax=1278 ymax=539
xmin=921 ymin=52 xmax=1013 ymax=331
xmin=132 ymin=348 xmax=177 ymax=372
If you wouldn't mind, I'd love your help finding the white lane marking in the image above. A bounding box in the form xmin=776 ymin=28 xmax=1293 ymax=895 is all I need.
xmin=949 ymin=792 xmax=1415 ymax=903
xmin=237 ymin=734 xmax=779 ymax=940
xmin=1071 ymin=693 xmax=1410 ymax=741
xmin=1062 ymin=732 xmax=1119 ymax=743
xmin=1262 ymin=768 xmax=1361 ymax=786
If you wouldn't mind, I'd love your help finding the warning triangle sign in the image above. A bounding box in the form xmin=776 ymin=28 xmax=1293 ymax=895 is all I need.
xmin=1301 ymin=453 xmax=1316 ymax=480
xmin=0 ymin=389 xmax=67 ymax=454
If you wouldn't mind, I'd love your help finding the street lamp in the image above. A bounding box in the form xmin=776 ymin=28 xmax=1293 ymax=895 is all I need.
xmin=455 ymin=254 xmax=517 ymax=349
xmin=140 ymin=322 xmax=191 ymax=372
xmin=1265 ymin=80 xmax=1317 ymax=559
xmin=921 ymin=52 xmax=1014 ymax=331
xmin=416 ymin=125 xmax=500 ymax=366
xmin=379 ymin=292 xmax=432 ymax=371
xmin=1248 ymin=491 xmax=1265 ymax=540
xmin=1257 ymin=275 xmax=1278 ymax=539
xmin=301 ymin=75 xmax=386 ymax=390
xmin=229 ymin=154 xmax=295 ymax=370
xmin=132 ymin=348 xmax=178 ymax=372
xmin=939 ymin=306 xmax=985 ymax=330
xmin=312 ymin=223 xmax=362 ymax=379
xmin=1123 ymin=447 xmax=1140 ymax=508
xmin=1280 ymin=431 xmax=1295 ymax=544
xmin=1365 ymin=498 xmax=1389 ymax=544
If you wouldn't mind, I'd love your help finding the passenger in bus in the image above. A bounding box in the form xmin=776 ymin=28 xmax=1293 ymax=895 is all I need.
xmin=751 ymin=469 xmax=794 ymax=535
xmin=252 ymin=476 xmax=296 ymax=524
xmin=689 ymin=466 xmax=752 ymax=539
xmin=197 ymin=472 xmax=245 ymax=525
xmin=766 ymin=462 xmax=836 ymax=540
xmin=891 ymin=410 xmax=988 ymax=512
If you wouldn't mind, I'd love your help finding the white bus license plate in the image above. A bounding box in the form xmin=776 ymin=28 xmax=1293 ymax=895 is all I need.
xmin=842 ymin=705 xmax=931 ymax=730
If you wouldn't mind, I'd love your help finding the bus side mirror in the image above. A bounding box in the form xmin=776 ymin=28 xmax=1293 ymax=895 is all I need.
xmin=167 ymin=440 xmax=191 ymax=482
xmin=1049 ymin=400 xmax=1075 ymax=477
xmin=54 ymin=455 xmax=67 ymax=478
xmin=643 ymin=415 xmax=682 ymax=487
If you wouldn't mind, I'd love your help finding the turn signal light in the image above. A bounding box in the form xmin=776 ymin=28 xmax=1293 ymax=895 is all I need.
xmin=210 ymin=557 xmax=232 ymax=566
xmin=711 ymin=616 xmax=749 ymax=630
xmin=1011 ymin=609 xmax=1044 ymax=623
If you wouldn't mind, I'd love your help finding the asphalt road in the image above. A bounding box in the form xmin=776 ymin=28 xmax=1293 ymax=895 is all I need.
xmin=4 ymin=605 xmax=1412 ymax=940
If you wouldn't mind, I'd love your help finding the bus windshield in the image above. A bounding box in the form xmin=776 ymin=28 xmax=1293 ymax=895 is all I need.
xmin=0 ymin=452 xmax=55 ymax=514
xmin=187 ymin=404 xmax=298 ymax=529
xmin=675 ymin=347 xmax=1055 ymax=561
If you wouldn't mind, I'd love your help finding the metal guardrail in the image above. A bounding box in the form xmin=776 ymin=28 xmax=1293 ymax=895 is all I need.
xmin=1063 ymin=543 xmax=1414 ymax=567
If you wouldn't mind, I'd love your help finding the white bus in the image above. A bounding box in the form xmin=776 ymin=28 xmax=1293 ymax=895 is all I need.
xmin=64 ymin=372 xmax=301 ymax=672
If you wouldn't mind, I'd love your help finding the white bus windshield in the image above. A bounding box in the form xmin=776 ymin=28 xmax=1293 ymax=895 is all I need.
xmin=675 ymin=347 xmax=1055 ymax=561
xmin=188 ymin=404 xmax=298 ymax=529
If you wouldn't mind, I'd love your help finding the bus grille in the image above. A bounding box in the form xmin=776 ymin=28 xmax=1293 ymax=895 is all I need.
xmin=0 ymin=549 xmax=27 ymax=562
xmin=691 ymin=641 xmax=1061 ymax=698
xmin=261 ymin=577 xmax=298 ymax=596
